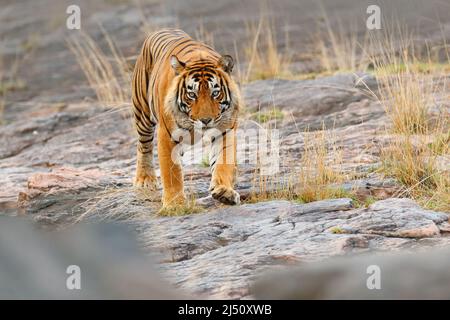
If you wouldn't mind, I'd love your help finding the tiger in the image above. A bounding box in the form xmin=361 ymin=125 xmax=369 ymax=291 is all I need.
xmin=131 ymin=29 xmax=241 ymax=209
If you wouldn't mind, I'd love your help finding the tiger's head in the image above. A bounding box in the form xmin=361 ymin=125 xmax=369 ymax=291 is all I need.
xmin=165 ymin=54 xmax=240 ymax=132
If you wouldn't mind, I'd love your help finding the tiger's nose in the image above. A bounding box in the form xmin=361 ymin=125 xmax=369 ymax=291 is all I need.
xmin=200 ymin=118 xmax=212 ymax=125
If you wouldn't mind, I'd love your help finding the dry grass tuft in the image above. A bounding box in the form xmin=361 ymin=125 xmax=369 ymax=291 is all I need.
xmin=0 ymin=53 xmax=26 ymax=98
xmin=295 ymin=128 xmax=348 ymax=203
xmin=67 ymin=30 xmax=131 ymax=107
xmin=315 ymin=22 xmax=367 ymax=73
xmin=376 ymin=71 xmax=433 ymax=135
xmin=194 ymin=20 xmax=215 ymax=47
xmin=75 ymin=183 xmax=203 ymax=221
xmin=366 ymin=27 xmax=450 ymax=211
xmin=247 ymin=123 xmax=354 ymax=204
xmin=367 ymin=30 xmax=443 ymax=135
xmin=157 ymin=201 xmax=204 ymax=217
xmin=0 ymin=99 xmax=4 ymax=125
xmin=0 ymin=54 xmax=26 ymax=124
xmin=314 ymin=7 xmax=369 ymax=73
xmin=381 ymin=133 xmax=449 ymax=211
xmin=251 ymin=107 xmax=284 ymax=124
xmin=242 ymin=15 xmax=291 ymax=82
xmin=157 ymin=175 xmax=205 ymax=216
xmin=73 ymin=186 xmax=158 ymax=224
xmin=246 ymin=167 xmax=295 ymax=204
xmin=137 ymin=4 xmax=161 ymax=36
xmin=0 ymin=55 xmax=4 ymax=123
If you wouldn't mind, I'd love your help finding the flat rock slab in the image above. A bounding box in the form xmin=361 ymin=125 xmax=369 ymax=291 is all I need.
xmin=1 ymin=0 xmax=450 ymax=300
xmin=11 ymin=165 xmax=450 ymax=299
xmin=128 ymin=198 xmax=450 ymax=298
xmin=243 ymin=73 xmax=378 ymax=116
xmin=252 ymin=246 xmax=450 ymax=299
xmin=0 ymin=217 xmax=182 ymax=299
xmin=339 ymin=198 xmax=448 ymax=238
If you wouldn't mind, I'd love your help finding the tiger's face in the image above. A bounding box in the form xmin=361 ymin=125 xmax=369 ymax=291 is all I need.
xmin=165 ymin=55 xmax=240 ymax=132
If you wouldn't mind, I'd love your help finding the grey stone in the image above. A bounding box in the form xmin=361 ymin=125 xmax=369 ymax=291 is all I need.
xmin=243 ymin=73 xmax=378 ymax=117
xmin=252 ymin=247 xmax=450 ymax=299
xmin=1 ymin=0 xmax=450 ymax=300
xmin=0 ymin=216 xmax=182 ymax=299
xmin=123 ymin=197 xmax=449 ymax=298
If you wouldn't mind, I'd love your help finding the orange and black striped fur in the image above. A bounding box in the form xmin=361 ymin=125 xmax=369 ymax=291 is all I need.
xmin=132 ymin=29 xmax=241 ymax=208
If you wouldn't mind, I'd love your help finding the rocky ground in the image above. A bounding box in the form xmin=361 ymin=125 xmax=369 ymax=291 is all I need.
xmin=1 ymin=0 xmax=449 ymax=298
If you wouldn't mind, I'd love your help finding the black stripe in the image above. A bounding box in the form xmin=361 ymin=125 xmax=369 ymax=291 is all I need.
xmin=170 ymin=39 xmax=196 ymax=57
xmin=139 ymin=138 xmax=153 ymax=144
xmin=149 ymin=38 xmax=193 ymax=111
xmin=177 ymin=43 xmax=199 ymax=55
xmin=151 ymin=33 xmax=176 ymax=58
xmin=154 ymin=36 xmax=185 ymax=61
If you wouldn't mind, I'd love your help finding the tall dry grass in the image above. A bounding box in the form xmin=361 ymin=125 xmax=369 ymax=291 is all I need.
xmin=67 ymin=30 xmax=131 ymax=107
xmin=315 ymin=17 xmax=368 ymax=73
xmin=194 ymin=20 xmax=215 ymax=48
xmin=381 ymin=133 xmax=449 ymax=211
xmin=0 ymin=55 xmax=4 ymax=123
xmin=376 ymin=72 xmax=433 ymax=135
xmin=247 ymin=120 xmax=351 ymax=204
xmin=242 ymin=16 xmax=292 ymax=82
xmin=245 ymin=19 xmax=449 ymax=210
xmin=240 ymin=7 xmax=370 ymax=81
xmin=367 ymin=29 xmax=440 ymax=135
xmin=296 ymin=128 xmax=347 ymax=203
xmin=0 ymin=54 xmax=26 ymax=124
xmin=365 ymin=27 xmax=450 ymax=211
xmin=312 ymin=4 xmax=370 ymax=74
xmin=0 ymin=82 xmax=4 ymax=125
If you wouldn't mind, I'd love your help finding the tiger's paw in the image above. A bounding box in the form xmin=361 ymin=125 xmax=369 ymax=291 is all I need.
xmin=159 ymin=193 xmax=187 ymax=214
xmin=133 ymin=171 xmax=158 ymax=190
xmin=210 ymin=185 xmax=240 ymax=205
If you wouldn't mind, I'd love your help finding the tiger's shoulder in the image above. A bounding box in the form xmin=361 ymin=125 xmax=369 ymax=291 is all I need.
xmin=147 ymin=28 xmax=191 ymax=42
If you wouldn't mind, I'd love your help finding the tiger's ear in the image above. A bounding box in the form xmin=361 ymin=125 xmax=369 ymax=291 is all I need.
xmin=170 ymin=55 xmax=186 ymax=75
xmin=219 ymin=54 xmax=234 ymax=73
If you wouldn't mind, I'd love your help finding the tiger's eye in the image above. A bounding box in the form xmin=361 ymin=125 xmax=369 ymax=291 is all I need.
xmin=211 ymin=90 xmax=220 ymax=98
xmin=187 ymin=92 xmax=196 ymax=99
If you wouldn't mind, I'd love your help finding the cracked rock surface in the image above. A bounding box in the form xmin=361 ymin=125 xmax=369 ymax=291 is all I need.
xmin=129 ymin=198 xmax=450 ymax=298
xmin=1 ymin=0 xmax=449 ymax=299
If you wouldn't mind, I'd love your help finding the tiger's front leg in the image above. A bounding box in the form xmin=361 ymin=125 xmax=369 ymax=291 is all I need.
xmin=133 ymin=115 xmax=157 ymax=190
xmin=157 ymin=125 xmax=186 ymax=208
xmin=209 ymin=128 xmax=240 ymax=205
